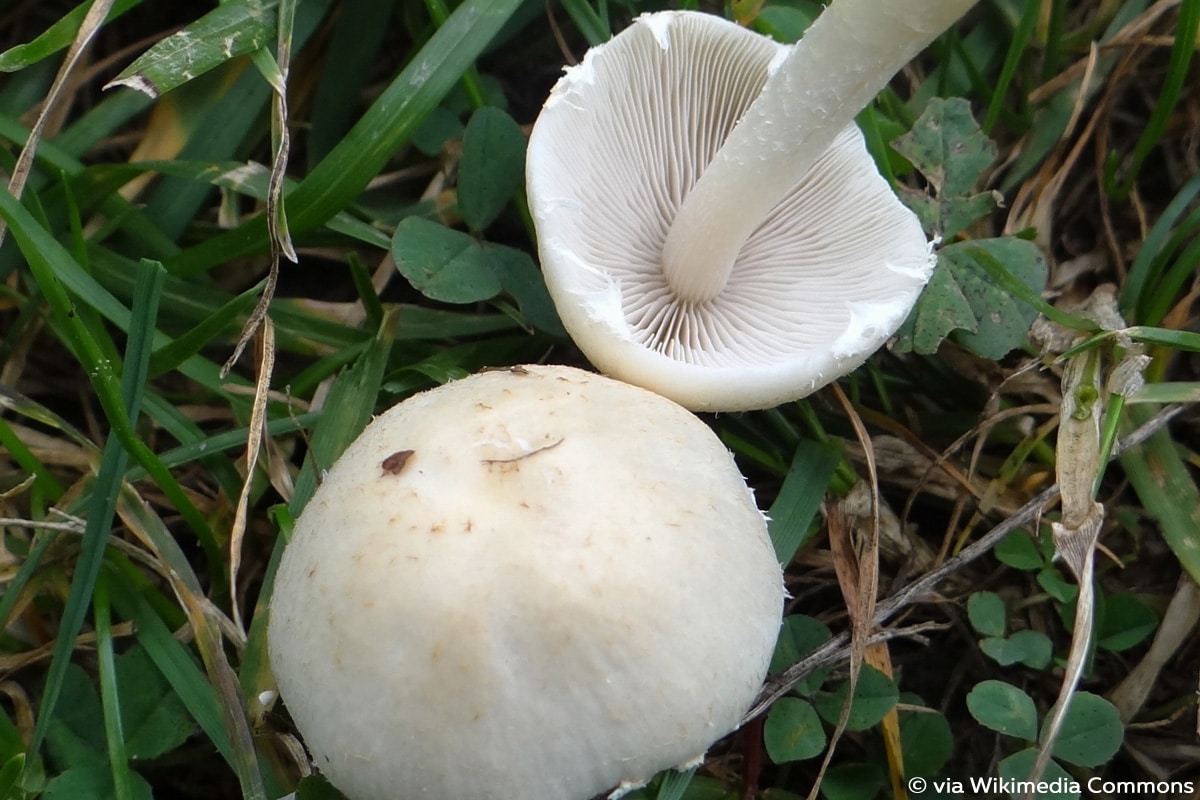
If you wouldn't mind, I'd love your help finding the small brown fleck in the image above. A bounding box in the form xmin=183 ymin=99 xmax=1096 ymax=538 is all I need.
xmin=381 ymin=449 xmax=415 ymax=476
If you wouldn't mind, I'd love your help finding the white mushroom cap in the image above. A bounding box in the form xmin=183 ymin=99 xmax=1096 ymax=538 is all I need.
xmin=526 ymin=10 xmax=939 ymax=411
xmin=268 ymin=365 xmax=784 ymax=800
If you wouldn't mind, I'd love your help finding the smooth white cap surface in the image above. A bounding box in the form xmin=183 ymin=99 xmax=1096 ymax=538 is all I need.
xmin=269 ymin=365 xmax=784 ymax=800
xmin=526 ymin=11 xmax=935 ymax=411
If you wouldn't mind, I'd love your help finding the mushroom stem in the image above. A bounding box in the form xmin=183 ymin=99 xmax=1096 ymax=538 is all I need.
xmin=659 ymin=0 xmax=977 ymax=305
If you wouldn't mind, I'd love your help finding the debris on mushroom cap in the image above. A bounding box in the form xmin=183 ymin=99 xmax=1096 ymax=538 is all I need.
xmin=268 ymin=364 xmax=784 ymax=800
xmin=526 ymin=11 xmax=935 ymax=412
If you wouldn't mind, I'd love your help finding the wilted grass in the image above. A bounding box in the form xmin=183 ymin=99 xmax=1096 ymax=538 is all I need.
xmin=0 ymin=1 xmax=1198 ymax=800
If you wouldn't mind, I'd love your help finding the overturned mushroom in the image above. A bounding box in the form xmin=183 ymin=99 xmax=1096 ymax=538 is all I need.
xmin=527 ymin=2 xmax=975 ymax=411
xmin=268 ymin=365 xmax=784 ymax=800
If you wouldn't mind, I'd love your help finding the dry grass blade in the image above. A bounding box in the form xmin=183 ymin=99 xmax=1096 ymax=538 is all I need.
xmin=0 ymin=516 xmax=86 ymax=533
xmin=1005 ymin=44 xmax=1101 ymax=242
xmin=544 ymin=0 xmax=579 ymax=66
xmin=265 ymin=2 xmax=297 ymax=265
xmin=115 ymin=485 xmax=243 ymax=646
xmin=831 ymin=491 xmax=910 ymax=800
xmin=225 ymin=4 xmax=296 ymax=633
xmin=0 ymin=681 xmax=34 ymax=739
xmin=177 ymin=588 xmax=267 ymax=800
xmin=1024 ymin=529 xmax=1097 ymax=795
xmin=221 ymin=53 xmax=293 ymax=376
xmin=803 ymin=384 xmax=888 ymax=800
xmin=230 ymin=317 xmax=276 ymax=634
xmin=829 ymin=385 xmax=882 ymax=657
xmin=0 ymin=0 xmax=115 ymax=247
xmin=1109 ymin=575 xmax=1200 ymax=722
xmin=0 ymin=624 xmax=135 ymax=678
xmin=1026 ymin=0 xmax=1183 ymax=105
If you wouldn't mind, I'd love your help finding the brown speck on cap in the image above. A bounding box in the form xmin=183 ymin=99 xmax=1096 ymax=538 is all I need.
xmin=381 ymin=449 xmax=415 ymax=476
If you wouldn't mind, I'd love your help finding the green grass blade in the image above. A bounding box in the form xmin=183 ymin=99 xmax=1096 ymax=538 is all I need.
xmin=858 ymin=105 xmax=897 ymax=186
xmin=51 ymin=91 xmax=152 ymax=156
xmin=983 ymin=0 xmax=1039 ymax=133
xmin=962 ymin=243 xmax=1098 ymax=332
xmin=0 ymin=112 xmax=179 ymax=258
xmin=111 ymin=547 xmax=278 ymax=799
xmin=0 ymin=0 xmax=142 ymax=72
xmin=148 ymin=280 xmax=263 ymax=377
xmin=28 ymin=259 xmax=164 ymax=757
xmin=1141 ymin=233 xmax=1200 ymax=327
xmin=0 ymin=754 xmax=23 ymax=800
xmin=0 ymin=195 xmax=224 ymax=564
xmin=87 ymin=246 xmax=297 ymax=358
xmin=347 ymin=252 xmax=384 ymax=329
xmin=768 ymin=440 xmax=842 ymax=565
xmin=1130 ymin=382 xmax=1200 ymax=404
xmin=290 ymin=308 xmax=400 ymax=514
xmin=1104 ymin=0 xmax=1200 ymax=199
xmin=0 ymin=416 xmax=65 ymax=499
xmin=1039 ymin=0 xmax=1068 ymax=81
xmin=655 ymin=767 xmax=697 ymax=800
xmin=137 ymin=392 xmax=247 ymax=508
xmin=1123 ymin=206 xmax=1200 ymax=321
xmin=106 ymin=569 xmax=235 ymax=765
xmin=0 ymin=186 xmax=155 ymax=341
xmin=60 ymin=167 xmax=88 ymax=267
xmin=0 ymin=382 xmax=94 ymax=450
xmin=0 ymin=188 xmax=222 ymax=482
xmin=123 ymin=411 xmax=320 ymax=479
xmin=115 ymin=158 xmax=392 ymax=249
xmin=168 ymin=0 xmax=528 ymax=276
xmin=1122 ymin=196 xmax=1200 ymax=321
xmin=425 ymin=0 xmax=487 ymax=108
xmin=93 ymin=572 xmax=135 ymax=800
xmin=1124 ymin=326 xmax=1200 ymax=353
xmin=307 ymin=0 xmax=397 ymax=169
xmin=105 ymin=0 xmax=280 ymax=97
xmin=117 ymin=486 xmax=207 ymax=597
xmin=131 ymin=0 xmax=331 ymax=241
xmin=140 ymin=73 xmax=274 ymax=241
xmin=1093 ymin=393 xmax=1125 ymax=496
xmin=92 ymin=248 xmax=517 ymax=352
xmin=111 ymin=264 xmax=164 ymax=390
xmin=1119 ymin=404 xmax=1200 ymax=586
xmin=559 ymin=0 xmax=609 ymax=45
